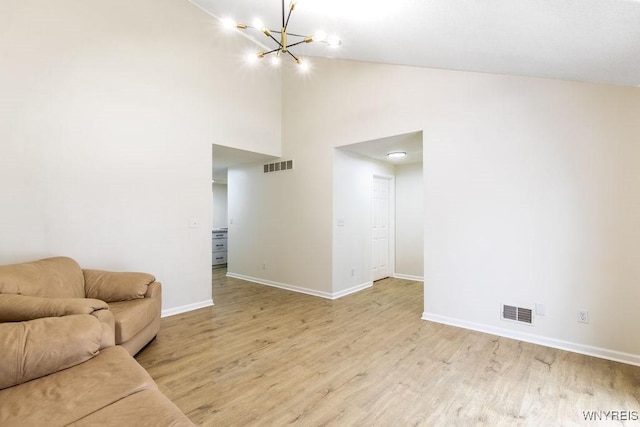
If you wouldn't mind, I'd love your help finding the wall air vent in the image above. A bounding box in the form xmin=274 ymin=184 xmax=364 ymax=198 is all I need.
xmin=501 ymin=304 xmax=533 ymax=325
xmin=264 ymin=160 xmax=294 ymax=174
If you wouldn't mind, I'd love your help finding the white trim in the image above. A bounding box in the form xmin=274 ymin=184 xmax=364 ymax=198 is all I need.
xmin=421 ymin=312 xmax=640 ymax=367
xmin=226 ymin=273 xmax=372 ymax=300
xmin=227 ymin=272 xmax=333 ymax=299
xmin=333 ymin=281 xmax=373 ymax=299
xmin=393 ymin=273 xmax=424 ymax=282
xmin=162 ymin=299 xmax=213 ymax=318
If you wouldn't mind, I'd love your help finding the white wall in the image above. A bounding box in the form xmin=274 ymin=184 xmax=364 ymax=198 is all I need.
xmin=279 ymin=58 xmax=640 ymax=363
xmin=226 ymin=160 xmax=330 ymax=294
xmin=0 ymin=0 xmax=281 ymax=314
xmin=395 ymin=162 xmax=424 ymax=279
xmin=212 ymin=183 xmax=228 ymax=229
xmin=333 ymin=149 xmax=394 ymax=296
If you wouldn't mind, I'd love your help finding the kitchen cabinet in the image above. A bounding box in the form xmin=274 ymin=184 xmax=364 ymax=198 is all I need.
xmin=212 ymin=229 xmax=227 ymax=267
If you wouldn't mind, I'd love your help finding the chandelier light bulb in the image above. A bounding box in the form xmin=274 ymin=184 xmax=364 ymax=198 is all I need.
xmin=221 ymin=17 xmax=236 ymax=29
xmin=327 ymin=35 xmax=342 ymax=47
xmin=313 ymin=31 xmax=327 ymax=42
xmin=253 ymin=18 xmax=266 ymax=31
xmin=246 ymin=51 xmax=260 ymax=65
xmin=271 ymin=54 xmax=281 ymax=66
xmin=297 ymin=58 xmax=310 ymax=72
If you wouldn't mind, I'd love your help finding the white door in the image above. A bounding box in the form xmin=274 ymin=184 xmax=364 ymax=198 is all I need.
xmin=372 ymin=176 xmax=391 ymax=281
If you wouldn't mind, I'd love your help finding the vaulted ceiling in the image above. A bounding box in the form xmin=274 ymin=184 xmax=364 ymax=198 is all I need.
xmin=192 ymin=0 xmax=640 ymax=87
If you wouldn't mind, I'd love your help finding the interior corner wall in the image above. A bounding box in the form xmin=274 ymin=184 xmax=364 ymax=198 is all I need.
xmin=395 ymin=162 xmax=424 ymax=279
xmin=0 ymin=0 xmax=281 ymax=313
xmin=281 ymin=57 xmax=640 ymax=363
xmin=333 ymin=149 xmax=395 ymax=296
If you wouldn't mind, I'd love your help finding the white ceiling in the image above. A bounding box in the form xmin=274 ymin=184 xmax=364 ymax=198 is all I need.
xmin=205 ymin=0 xmax=638 ymax=180
xmin=338 ymin=132 xmax=423 ymax=166
xmin=212 ymin=144 xmax=277 ymax=183
xmin=192 ymin=0 xmax=640 ymax=87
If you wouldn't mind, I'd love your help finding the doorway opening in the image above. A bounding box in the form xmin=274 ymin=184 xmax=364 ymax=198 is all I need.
xmin=332 ymin=131 xmax=424 ymax=295
xmin=211 ymin=144 xmax=277 ymax=272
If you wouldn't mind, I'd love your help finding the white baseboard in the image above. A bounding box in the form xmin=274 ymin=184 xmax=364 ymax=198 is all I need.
xmin=226 ymin=272 xmax=333 ymax=299
xmin=393 ymin=273 xmax=424 ymax=282
xmin=226 ymin=272 xmax=371 ymax=300
xmin=422 ymin=312 xmax=640 ymax=367
xmin=162 ymin=299 xmax=214 ymax=318
xmin=333 ymin=281 xmax=373 ymax=299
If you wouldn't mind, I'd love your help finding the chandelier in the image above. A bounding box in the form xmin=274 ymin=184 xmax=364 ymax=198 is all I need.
xmin=222 ymin=0 xmax=342 ymax=68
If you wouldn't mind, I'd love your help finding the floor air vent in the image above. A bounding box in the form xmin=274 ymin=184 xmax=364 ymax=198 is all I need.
xmin=264 ymin=160 xmax=294 ymax=174
xmin=501 ymin=304 xmax=533 ymax=325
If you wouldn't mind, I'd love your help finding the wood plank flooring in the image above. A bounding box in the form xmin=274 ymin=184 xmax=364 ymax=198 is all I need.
xmin=136 ymin=269 xmax=640 ymax=426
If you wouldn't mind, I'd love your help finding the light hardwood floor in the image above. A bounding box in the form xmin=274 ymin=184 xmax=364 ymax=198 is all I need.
xmin=136 ymin=269 xmax=640 ymax=426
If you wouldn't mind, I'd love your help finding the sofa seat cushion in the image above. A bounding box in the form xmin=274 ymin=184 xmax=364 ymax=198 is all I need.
xmin=69 ymin=389 xmax=194 ymax=426
xmin=0 ymin=346 xmax=156 ymax=427
xmin=109 ymin=298 xmax=160 ymax=343
xmin=0 ymin=257 xmax=85 ymax=298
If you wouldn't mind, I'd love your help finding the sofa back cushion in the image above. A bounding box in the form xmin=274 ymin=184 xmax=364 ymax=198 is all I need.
xmin=83 ymin=269 xmax=155 ymax=302
xmin=0 ymin=257 xmax=85 ymax=298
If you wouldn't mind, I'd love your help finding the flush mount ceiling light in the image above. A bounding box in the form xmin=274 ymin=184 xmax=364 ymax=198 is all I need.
xmin=222 ymin=0 xmax=341 ymax=68
xmin=387 ymin=151 xmax=407 ymax=159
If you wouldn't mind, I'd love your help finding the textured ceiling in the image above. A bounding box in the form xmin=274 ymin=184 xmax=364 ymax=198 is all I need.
xmin=192 ymin=0 xmax=640 ymax=87
xmin=205 ymin=0 xmax=639 ymax=178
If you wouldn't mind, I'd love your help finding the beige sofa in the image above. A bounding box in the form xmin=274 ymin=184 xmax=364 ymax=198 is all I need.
xmin=0 ymin=314 xmax=193 ymax=426
xmin=0 ymin=257 xmax=194 ymax=426
xmin=0 ymin=256 xmax=161 ymax=355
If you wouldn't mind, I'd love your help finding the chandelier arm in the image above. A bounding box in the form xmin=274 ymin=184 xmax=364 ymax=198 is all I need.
xmin=285 ymin=39 xmax=309 ymax=49
xmin=281 ymin=0 xmax=285 ymax=28
xmin=242 ymin=25 xmax=281 ymax=34
xmin=285 ymin=50 xmax=300 ymax=62
xmin=285 ymin=32 xmax=307 ymax=38
xmin=263 ymin=47 xmax=282 ymax=56
xmin=265 ymin=32 xmax=284 ymax=49
xmin=284 ymin=4 xmax=294 ymax=31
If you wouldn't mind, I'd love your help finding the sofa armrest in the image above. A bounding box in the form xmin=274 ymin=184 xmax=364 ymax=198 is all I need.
xmin=83 ymin=269 xmax=156 ymax=303
xmin=92 ymin=308 xmax=116 ymax=349
xmin=0 ymin=294 xmax=108 ymax=323
xmin=0 ymin=315 xmax=103 ymax=390
xmin=145 ymin=281 xmax=162 ymax=299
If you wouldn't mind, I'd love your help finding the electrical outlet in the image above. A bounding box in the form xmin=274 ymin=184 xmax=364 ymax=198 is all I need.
xmin=262 ymin=263 xmax=267 ymax=270
xmin=578 ymin=310 xmax=589 ymax=323
xmin=350 ymin=268 xmax=355 ymax=277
